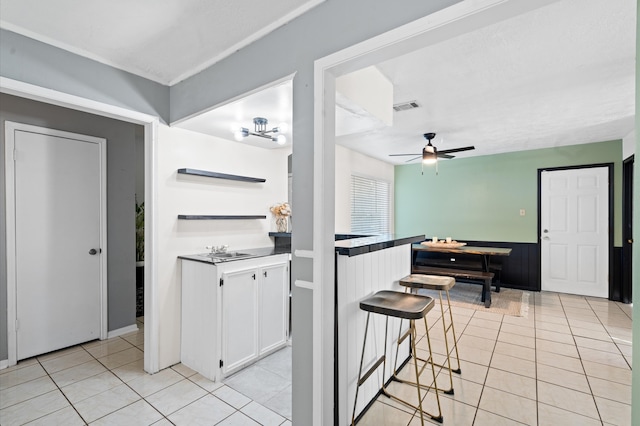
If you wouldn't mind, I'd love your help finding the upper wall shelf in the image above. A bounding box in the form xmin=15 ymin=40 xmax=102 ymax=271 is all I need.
xmin=177 ymin=168 xmax=266 ymax=183
xmin=178 ymin=215 xmax=267 ymax=220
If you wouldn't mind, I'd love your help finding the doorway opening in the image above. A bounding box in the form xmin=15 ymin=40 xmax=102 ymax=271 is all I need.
xmin=622 ymin=155 xmax=634 ymax=303
xmin=0 ymin=77 xmax=160 ymax=374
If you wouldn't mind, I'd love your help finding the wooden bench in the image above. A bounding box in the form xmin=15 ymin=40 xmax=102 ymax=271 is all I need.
xmin=411 ymin=265 xmax=495 ymax=308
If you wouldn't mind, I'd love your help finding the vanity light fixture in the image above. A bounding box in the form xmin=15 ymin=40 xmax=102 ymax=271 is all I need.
xmin=232 ymin=117 xmax=287 ymax=145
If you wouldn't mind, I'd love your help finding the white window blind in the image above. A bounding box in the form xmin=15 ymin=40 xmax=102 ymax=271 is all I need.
xmin=351 ymin=175 xmax=390 ymax=235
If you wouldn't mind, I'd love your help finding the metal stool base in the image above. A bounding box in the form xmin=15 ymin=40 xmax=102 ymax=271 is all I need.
xmin=352 ymin=291 xmax=443 ymax=425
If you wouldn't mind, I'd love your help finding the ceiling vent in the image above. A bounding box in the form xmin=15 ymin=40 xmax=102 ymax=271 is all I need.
xmin=393 ymin=101 xmax=420 ymax=112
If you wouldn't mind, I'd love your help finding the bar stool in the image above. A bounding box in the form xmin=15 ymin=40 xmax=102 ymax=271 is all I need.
xmin=352 ymin=290 xmax=443 ymax=425
xmin=399 ymin=274 xmax=462 ymax=395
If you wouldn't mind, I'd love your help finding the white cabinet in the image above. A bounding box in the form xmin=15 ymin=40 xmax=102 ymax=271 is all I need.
xmin=258 ymin=263 xmax=288 ymax=355
xmin=221 ymin=268 xmax=259 ymax=375
xmin=181 ymin=254 xmax=289 ymax=381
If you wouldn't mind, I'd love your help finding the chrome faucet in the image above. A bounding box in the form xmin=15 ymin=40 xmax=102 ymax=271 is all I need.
xmin=205 ymin=245 xmax=228 ymax=254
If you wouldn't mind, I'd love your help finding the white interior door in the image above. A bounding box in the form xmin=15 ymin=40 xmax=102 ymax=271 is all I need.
xmin=541 ymin=167 xmax=609 ymax=298
xmin=7 ymin=123 xmax=106 ymax=360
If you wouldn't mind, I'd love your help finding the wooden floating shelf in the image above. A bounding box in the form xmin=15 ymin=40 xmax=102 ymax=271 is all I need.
xmin=178 ymin=215 xmax=267 ymax=220
xmin=177 ymin=168 xmax=266 ymax=183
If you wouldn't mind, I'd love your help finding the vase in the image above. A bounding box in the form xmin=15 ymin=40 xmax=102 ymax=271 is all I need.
xmin=276 ymin=217 xmax=288 ymax=233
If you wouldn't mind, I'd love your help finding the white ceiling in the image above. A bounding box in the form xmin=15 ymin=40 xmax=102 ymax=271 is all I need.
xmin=0 ymin=0 xmax=636 ymax=162
xmin=338 ymin=0 xmax=636 ymax=164
xmin=177 ymin=79 xmax=294 ymax=149
xmin=0 ymin=0 xmax=323 ymax=85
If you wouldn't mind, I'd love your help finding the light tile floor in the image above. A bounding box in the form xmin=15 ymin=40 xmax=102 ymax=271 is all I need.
xmin=0 ymin=317 xmax=292 ymax=425
xmin=0 ymin=291 xmax=633 ymax=425
xmin=357 ymin=291 xmax=633 ymax=425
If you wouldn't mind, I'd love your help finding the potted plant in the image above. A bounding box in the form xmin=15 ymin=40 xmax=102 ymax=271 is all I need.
xmin=135 ymin=200 xmax=144 ymax=317
xmin=135 ymin=201 xmax=144 ymax=266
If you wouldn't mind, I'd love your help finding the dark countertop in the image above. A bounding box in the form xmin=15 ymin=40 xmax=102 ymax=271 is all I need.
xmin=181 ymin=234 xmax=424 ymax=263
xmin=179 ymin=246 xmax=290 ymax=265
xmin=335 ymin=234 xmax=425 ymax=257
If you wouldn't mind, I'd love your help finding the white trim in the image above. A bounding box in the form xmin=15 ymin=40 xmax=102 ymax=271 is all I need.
xmin=144 ymin=119 xmax=160 ymax=374
xmin=294 ymin=280 xmax=315 ymax=290
xmin=0 ymin=77 xmax=161 ymax=374
xmin=4 ymin=122 xmax=107 ymax=364
xmin=0 ymin=360 xmax=9 ymax=370
xmin=4 ymin=124 xmax=16 ymax=367
xmin=107 ymin=324 xmax=139 ymax=339
xmin=99 ymin=134 xmax=108 ymax=340
xmin=312 ymin=0 xmax=563 ymax=421
xmin=293 ymin=249 xmax=314 ymax=258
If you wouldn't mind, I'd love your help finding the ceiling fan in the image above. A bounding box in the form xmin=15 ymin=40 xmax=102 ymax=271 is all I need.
xmin=389 ymin=132 xmax=475 ymax=164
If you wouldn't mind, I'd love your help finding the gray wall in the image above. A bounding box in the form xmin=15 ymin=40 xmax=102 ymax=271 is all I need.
xmin=0 ymin=29 xmax=170 ymax=124
xmin=0 ymin=94 xmax=140 ymax=359
xmin=170 ymin=1 xmax=463 ymax=422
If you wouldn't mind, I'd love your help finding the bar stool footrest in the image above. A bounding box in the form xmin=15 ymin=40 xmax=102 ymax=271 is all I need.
xmin=358 ymin=355 xmax=386 ymax=386
xmin=381 ymin=385 xmax=444 ymax=423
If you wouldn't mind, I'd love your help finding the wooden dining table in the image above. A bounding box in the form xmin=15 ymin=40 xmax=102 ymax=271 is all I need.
xmin=411 ymin=243 xmax=513 ymax=307
xmin=411 ymin=243 xmax=512 ymax=274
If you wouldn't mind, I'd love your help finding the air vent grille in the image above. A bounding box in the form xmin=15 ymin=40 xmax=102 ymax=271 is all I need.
xmin=393 ymin=101 xmax=420 ymax=112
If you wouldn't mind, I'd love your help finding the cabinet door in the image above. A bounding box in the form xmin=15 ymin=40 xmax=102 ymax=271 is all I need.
xmin=259 ymin=263 xmax=288 ymax=354
xmin=222 ymin=268 xmax=258 ymax=375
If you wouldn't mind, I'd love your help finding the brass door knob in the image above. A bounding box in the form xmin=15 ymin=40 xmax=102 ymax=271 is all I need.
xmin=629 ymin=239 xmax=634 ymax=244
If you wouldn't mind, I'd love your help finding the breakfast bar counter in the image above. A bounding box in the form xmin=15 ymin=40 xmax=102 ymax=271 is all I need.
xmin=335 ymin=234 xmax=424 ymax=424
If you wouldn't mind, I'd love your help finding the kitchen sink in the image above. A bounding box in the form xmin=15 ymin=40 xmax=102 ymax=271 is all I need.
xmin=197 ymin=252 xmax=253 ymax=260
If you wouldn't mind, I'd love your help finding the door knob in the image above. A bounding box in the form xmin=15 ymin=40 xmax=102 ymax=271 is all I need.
xmin=629 ymin=239 xmax=634 ymax=244
xmin=542 ymin=236 xmax=550 ymax=240
xmin=88 ymin=248 xmax=100 ymax=255
xmin=543 ymin=229 xmax=549 ymax=233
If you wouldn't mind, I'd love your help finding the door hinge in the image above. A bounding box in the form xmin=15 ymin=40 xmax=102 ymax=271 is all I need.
xmin=263 ymin=271 xmax=268 ymax=278
xmin=219 ymin=278 xmax=224 ymax=286
xmin=219 ymin=359 xmax=224 ymax=368
xmin=252 ymin=273 xmax=256 ymax=280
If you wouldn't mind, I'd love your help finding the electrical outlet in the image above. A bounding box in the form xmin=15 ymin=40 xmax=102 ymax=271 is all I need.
xmin=520 ymin=209 xmax=526 ymax=216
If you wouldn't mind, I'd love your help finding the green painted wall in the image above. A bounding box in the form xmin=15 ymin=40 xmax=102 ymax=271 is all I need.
xmin=395 ymin=140 xmax=623 ymax=245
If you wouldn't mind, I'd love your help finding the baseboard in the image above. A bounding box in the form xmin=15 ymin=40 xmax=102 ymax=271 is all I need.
xmin=0 ymin=359 xmax=9 ymax=370
xmin=107 ymin=324 xmax=139 ymax=339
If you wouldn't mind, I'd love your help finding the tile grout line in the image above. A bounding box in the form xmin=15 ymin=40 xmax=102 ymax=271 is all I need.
xmin=559 ymin=294 xmax=605 ymax=424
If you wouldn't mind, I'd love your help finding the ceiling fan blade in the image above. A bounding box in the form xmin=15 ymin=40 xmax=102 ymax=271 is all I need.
xmin=438 ymin=145 xmax=475 ymax=155
xmin=389 ymin=153 xmax=421 ymax=157
xmin=437 ymin=153 xmax=455 ymax=159
xmin=405 ymin=156 xmax=422 ymax=163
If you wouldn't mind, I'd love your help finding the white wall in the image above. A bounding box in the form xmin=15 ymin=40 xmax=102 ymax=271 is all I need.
xmin=623 ymin=129 xmax=636 ymax=159
xmin=335 ymin=144 xmax=395 ymax=234
xmin=156 ymin=125 xmax=290 ymax=368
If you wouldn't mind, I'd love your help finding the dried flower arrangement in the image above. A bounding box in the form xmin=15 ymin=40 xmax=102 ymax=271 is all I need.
xmin=270 ymin=202 xmax=291 ymax=218
xmin=270 ymin=202 xmax=291 ymax=232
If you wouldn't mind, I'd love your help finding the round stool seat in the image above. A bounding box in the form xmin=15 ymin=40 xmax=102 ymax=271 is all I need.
xmin=360 ymin=290 xmax=434 ymax=320
xmin=400 ymin=274 xmax=455 ymax=291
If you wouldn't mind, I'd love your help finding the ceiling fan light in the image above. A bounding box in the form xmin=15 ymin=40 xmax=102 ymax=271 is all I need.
xmin=422 ymin=146 xmax=437 ymax=164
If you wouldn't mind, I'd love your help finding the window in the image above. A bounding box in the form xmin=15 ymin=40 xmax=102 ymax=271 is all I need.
xmin=351 ymin=175 xmax=390 ymax=234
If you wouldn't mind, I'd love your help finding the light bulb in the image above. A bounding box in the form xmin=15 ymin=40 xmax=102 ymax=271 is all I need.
xmin=277 ymin=122 xmax=289 ymax=133
xmin=275 ymin=134 xmax=287 ymax=145
xmin=230 ymin=122 xmax=241 ymax=132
